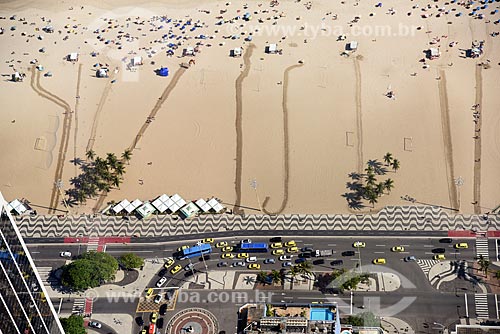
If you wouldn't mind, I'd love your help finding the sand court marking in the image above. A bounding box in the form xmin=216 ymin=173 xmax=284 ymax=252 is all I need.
xmin=473 ymin=66 xmax=483 ymax=214
xmin=354 ymin=57 xmax=364 ymax=174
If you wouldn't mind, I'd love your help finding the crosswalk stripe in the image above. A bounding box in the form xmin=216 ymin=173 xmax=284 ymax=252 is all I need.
xmin=475 ymin=293 xmax=489 ymax=319
xmin=36 ymin=267 xmax=59 ymax=285
xmin=87 ymin=237 xmax=100 ymax=252
xmin=72 ymin=298 xmax=86 ymax=314
xmin=476 ymin=239 xmax=489 ymax=260
xmin=416 ymin=259 xmax=439 ymax=276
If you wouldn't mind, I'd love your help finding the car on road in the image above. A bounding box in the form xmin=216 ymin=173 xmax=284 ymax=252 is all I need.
xmin=434 ymin=254 xmax=446 ymax=260
xmin=295 ymin=258 xmax=306 ymax=264
xmin=285 ymin=240 xmax=296 ymax=247
xmin=282 ymin=262 xmax=292 ymax=267
xmin=177 ymin=245 xmax=189 ymax=252
xmin=221 ymin=253 xmax=235 ymax=259
xmin=270 ymin=237 xmax=282 ymax=243
xmin=271 ymin=242 xmax=283 ymax=249
xmin=264 ymin=258 xmax=276 ymax=264
xmin=432 ymin=248 xmax=446 ymax=254
xmin=455 ymin=243 xmax=468 ymax=249
xmin=222 ymin=246 xmax=233 ymax=252
xmin=216 ymin=241 xmax=228 ymax=248
xmin=136 ymin=317 xmax=144 ymax=326
xmin=151 ymin=312 xmax=158 ymax=324
xmin=184 ymin=263 xmax=194 ymax=271
xmin=287 ymin=246 xmax=299 ymax=253
xmin=248 ymin=263 xmax=261 ymax=270
xmin=164 ymin=257 xmax=175 ymax=268
xmin=331 ymin=260 xmax=343 ymax=266
xmin=238 ymin=253 xmax=249 ymax=259
xmin=313 ymin=259 xmax=325 ymax=265
xmin=159 ymin=304 xmax=168 ymax=316
xmin=439 ymin=238 xmax=453 ymax=243
xmin=89 ymin=321 xmax=102 ymax=329
xmin=202 ymin=238 xmax=214 ymax=244
xmin=272 ymin=249 xmax=285 ymax=256
xmin=170 ymin=264 xmax=182 ymax=274
xmin=154 ymin=294 xmax=163 ymax=304
xmin=404 ymin=256 xmax=417 ymax=262
xmin=301 ymin=247 xmax=314 ymax=252
xmin=391 ymin=246 xmax=405 ymax=252
xmin=232 ymin=261 xmax=245 ymax=267
xmin=145 ymin=288 xmax=154 ymax=298
xmin=353 ymin=241 xmax=366 ymax=248
xmin=279 ymin=255 xmax=293 ymax=261
xmin=298 ymin=252 xmax=312 ymax=258
xmin=241 ymin=239 xmax=252 ymax=244
xmin=246 ymin=256 xmax=257 ymax=263
xmin=342 ymin=251 xmax=355 ymax=256
xmin=141 ymin=329 xmax=146 ymax=334
xmin=218 ymin=261 xmax=228 ymax=267
xmin=373 ymin=258 xmax=386 ymax=265
xmin=60 ymin=251 xmax=72 ymax=258
xmin=156 ymin=277 xmax=167 ymax=288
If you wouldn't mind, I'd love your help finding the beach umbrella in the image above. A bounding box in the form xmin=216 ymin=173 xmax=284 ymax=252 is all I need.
xmin=483 ymin=5 xmax=488 ymax=8
xmin=457 ymin=12 xmax=463 ymax=16
xmin=493 ymin=9 xmax=499 ymax=13
xmin=158 ymin=67 xmax=169 ymax=77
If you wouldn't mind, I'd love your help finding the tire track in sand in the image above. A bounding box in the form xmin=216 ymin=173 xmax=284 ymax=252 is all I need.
xmin=85 ymin=71 xmax=115 ymax=152
xmin=262 ymin=64 xmax=303 ymax=215
xmin=354 ymin=57 xmax=364 ymax=173
xmin=234 ymin=44 xmax=255 ymax=214
xmin=30 ymin=66 xmax=72 ymax=213
xmin=437 ymin=69 xmax=459 ymax=210
xmin=473 ymin=65 xmax=482 ymax=214
xmin=92 ymin=67 xmax=187 ymax=212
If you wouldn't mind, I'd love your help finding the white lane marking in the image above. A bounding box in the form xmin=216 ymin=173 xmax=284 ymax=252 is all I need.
xmin=374 ymin=251 xmax=385 ymax=254
xmin=106 ymin=250 xmax=153 ymax=253
xmin=327 ymin=244 xmax=337 ymax=246
xmin=401 ymin=245 xmax=410 ymax=247
xmin=425 ymin=252 xmax=434 ymax=255
xmin=376 ymin=245 xmax=386 ymax=247
xmin=31 ymin=251 xmax=40 ymax=254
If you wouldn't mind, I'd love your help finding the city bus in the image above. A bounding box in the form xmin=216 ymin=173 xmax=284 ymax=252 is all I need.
xmin=239 ymin=242 xmax=268 ymax=253
xmin=180 ymin=243 xmax=212 ymax=259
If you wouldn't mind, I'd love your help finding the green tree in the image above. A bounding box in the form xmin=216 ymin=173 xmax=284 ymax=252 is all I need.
xmin=383 ymin=152 xmax=393 ymax=165
xmin=60 ymin=314 xmax=86 ymax=334
xmin=106 ymin=153 xmax=118 ymax=169
xmin=119 ymin=253 xmax=144 ymax=270
xmin=376 ymin=182 xmax=385 ymax=197
xmin=85 ymin=150 xmax=96 ymax=161
xmin=343 ymin=312 xmax=379 ymax=326
xmin=61 ymin=251 xmax=118 ymax=291
xmin=478 ymin=255 xmax=490 ymax=275
xmin=270 ymin=270 xmax=282 ymax=284
xmin=296 ymin=261 xmax=313 ymax=277
xmin=495 ymin=271 xmax=500 ymax=279
xmin=384 ymin=178 xmax=394 ymax=193
xmin=121 ymin=149 xmax=132 ymax=163
xmin=257 ymin=271 xmax=268 ymax=284
xmin=391 ymin=159 xmax=401 ymax=172
xmin=365 ymin=173 xmax=377 ymax=186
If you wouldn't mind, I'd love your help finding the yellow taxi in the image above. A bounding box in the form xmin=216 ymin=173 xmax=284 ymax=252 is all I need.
xmin=373 ymin=258 xmax=386 ymax=265
xmin=202 ymin=238 xmax=214 ymax=244
xmin=271 ymin=242 xmax=283 ymax=249
xmin=285 ymin=240 xmax=296 ymax=247
xmin=164 ymin=257 xmax=175 ymax=268
xmin=434 ymin=254 xmax=446 ymax=260
xmin=353 ymin=241 xmax=366 ymax=248
xmin=287 ymin=246 xmax=299 ymax=253
xmin=272 ymin=249 xmax=285 ymax=256
xmin=177 ymin=245 xmax=189 ymax=252
xmin=170 ymin=264 xmax=182 ymax=274
xmin=222 ymin=246 xmax=233 ymax=252
xmin=221 ymin=253 xmax=235 ymax=259
xmin=248 ymin=263 xmax=261 ymax=270
xmin=145 ymin=288 xmax=154 ymax=298
xmin=238 ymin=253 xmax=249 ymax=259
xmin=216 ymin=241 xmax=228 ymax=248
xmin=151 ymin=312 xmax=158 ymax=324
xmin=454 ymin=243 xmax=468 ymax=249
xmin=391 ymin=246 xmax=405 ymax=252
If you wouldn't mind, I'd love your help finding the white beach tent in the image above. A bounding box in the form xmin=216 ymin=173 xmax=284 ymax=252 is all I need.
xmin=67 ymin=53 xmax=79 ymax=62
xmin=152 ymin=194 xmax=170 ymax=213
xmin=179 ymin=202 xmax=200 ymax=218
xmin=124 ymin=199 xmax=143 ymax=213
xmin=231 ymin=47 xmax=242 ymax=57
xmin=266 ymin=44 xmax=278 ymax=54
xmin=348 ymin=41 xmax=358 ymax=51
xmin=113 ymin=199 xmax=130 ymax=214
xmin=195 ymin=198 xmax=211 ymax=213
xmin=131 ymin=56 xmax=143 ymax=66
xmin=207 ymin=198 xmax=225 ymax=213
xmin=7 ymin=199 xmax=27 ymax=215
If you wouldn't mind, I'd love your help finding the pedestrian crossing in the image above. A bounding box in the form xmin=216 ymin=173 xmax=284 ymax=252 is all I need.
xmin=416 ymin=259 xmax=439 ymax=276
xmin=474 ymin=293 xmax=489 ymax=319
xmin=87 ymin=237 xmax=100 ymax=252
xmin=72 ymin=298 xmax=86 ymax=314
xmin=476 ymin=239 xmax=489 ymax=260
xmin=36 ymin=267 xmax=59 ymax=286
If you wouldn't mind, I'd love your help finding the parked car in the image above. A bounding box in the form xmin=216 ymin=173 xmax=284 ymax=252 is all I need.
xmin=164 ymin=257 xmax=175 ymax=268
xmin=298 ymin=252 xmax=312 ymax=258
xmin=282 ymin=262 xmax=292 ymax=267
xmin=353 ymin=241 xmax=366 ymax=248
xmin=145 ymin=288 xmax=154 ymax=298
xmin=156 ymin=277 xmax=167 ymax=288
xmin=136 ymin=317 xmax=144 ymax=326
xmin=184 ymin=263 xmax=194 ymax=271
xmin=151 ymin=312 xmax=158 ymax=324
xmin=241 ymin=239 xmax=252 ymax=244
xmin=287 ymin=246 xmax=299 ymax=253
xmin=342 ymin=251 xmax=355 ymax=256
xmin=271 ymin=242 xmax=283 ymax=249
xmin=222 ymin=246 xmax=233 ymax=252
xmin=202 ymin=238 xmax=214 ymax=244
xmin=432 ymin=248 xmax=446 ymax=254
xmin=159 ymin=304 xmax=168 ymax=315
xmin=154 ymin=294 xmax=163 ymax=304
xmin=301 ymin=247 xmax=314 ymax=252
xmin=455 ymin=243 xmax=468 ymax=249
xmin=331 ymin=259 xmax=343 ymax=266
xmin=434 ymin=254 xmax=446 ymax=260
xmin=404 ymin=256 xmax=416 ymax=262
xmin=272 ymin=249 xmax=285 ymax=256
xmin=313 ymin=259 xmax=325 ymax=265
xmin=264 ymin=258 xmax=276 ymax=264
xmin=295 ymin=258 xmax=306 ymax=264
xmin=60 ymin=251 xmax=72 ymax=258
xmin=391 ymin=246 xmax=405 ymax=252
xmin=248 ymin=263 xmax=261 ymax=270
xmin=439 ymin=238 xmax=453 ymax=243
xmin=246 ymin=256 xmax=257 ymax=263
xmin=279 ymin=255 xmax=292 ymax=261
xmin=218 ymin=261 xmax=228 ymax=267
xmin=216 ymin=241 xmax=228 ymax=248
xmin=170 ymin=264 xmax=182 ymax=274
xmin=221 ymin=253 xmax=235 ymax=259
xmin=238 ymin=253 xmax=249 ymax=259
xmin=285 ymin=240 xmax=296 ymax=247
xmin=233 ymin=261 xmax=245 ymax=267
xmin=89 ymin=321 xmax=102 ymax=329
xmin=373 ymin=258 xmax=386 ymax=265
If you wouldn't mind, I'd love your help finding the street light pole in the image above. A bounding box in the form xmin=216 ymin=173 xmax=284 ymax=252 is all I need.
xmin=250 ymin=179 xmax=263 ymax=212
xmin=55 ymin=180 xmax=70 ymax=214
xmin=357 ymin=248 xmax=362 ymax=273
xmin=350 ymin=291 xmax=353 ymax=315
xmin=454 ymin=177 xmax=464 ymax=212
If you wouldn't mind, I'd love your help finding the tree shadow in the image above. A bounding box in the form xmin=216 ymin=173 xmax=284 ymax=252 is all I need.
xmin=70 ymin=157 xmax=84 ymax=166
xmin=366 ymin=159 xmax=388 ymax=175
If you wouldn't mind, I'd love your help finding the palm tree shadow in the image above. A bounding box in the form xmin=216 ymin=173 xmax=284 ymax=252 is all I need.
xmin=70 ymin=157 xmax=84 ymax=166
xmin=367 ymin=159 xmax=388 ymax=175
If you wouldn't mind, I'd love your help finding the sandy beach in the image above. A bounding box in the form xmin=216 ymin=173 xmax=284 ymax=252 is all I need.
xmin=0 ymin=0 xmax=499 ymax=215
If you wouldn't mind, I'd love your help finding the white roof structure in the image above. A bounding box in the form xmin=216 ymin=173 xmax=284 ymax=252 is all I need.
xmin=68 ymin=52 xmax=78 ymax=61
xmin=124 ymin=199 xmax=142 ymax=213
xmin=207 ymin=198 xmax=225 ymax=213
xmin=348 ymin=41 xmax=358 ymax=50
xmin=7 ymin=199 xmax=27 ymax=215
xmin=232 ymin=47 xmax=242 ymax=57
xmin=170 ymin=193 xmax=187 ymax=208
xmin=195 ymin=199 xmax=211 ymax=213
xmin=430 ymin=48 xmax=440 ymax=57
xmin=136 ymin=202 xmax=155 ymax=218
xmin=183 ymin=47 xmax=195 ymax=56
xmin=96 ymin=68 xmax=108 ymax=78
xmin=131 ymin=56 xmax=143 ymax=66
xmin=180 ymin=202 xmax=200 ymax=218
xmin=267 ymin=44 xmax=277 ymax=53
xmin=112 ymin=199 xmax=131 ymax=214
xmin=152 ymin=194 xmax=171 ymax=213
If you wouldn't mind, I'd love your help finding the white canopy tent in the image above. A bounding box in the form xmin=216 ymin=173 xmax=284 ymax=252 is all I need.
xmin=195 ymin=199 xmax=211 ymax=213
xmin=7 ymin=199 xmax=27 ymax=215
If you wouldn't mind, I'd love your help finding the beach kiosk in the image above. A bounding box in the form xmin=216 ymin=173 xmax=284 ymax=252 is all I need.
xmin=427 ymin=47 xmax=440 ymax=59
xmin=67 ymin=53 xmax=79 ymax=62
xmin=131 ymin=56 xmax=143 ymax=66
xmin=231 ymin=47 xmax=242 ymax=57
xmin=266 ymin=43 xmax=278 ymax=54
xmin=179 ymin=202 xmax=200 ymax=219
xmin=183 ymin=47 xmax=195 ymax=56
xmin=347 ymin=41 xmax=358 ymax=51
xmin=11 ymin=72 xmax=22 ymax=82
xmin=96 ymin=68 xmax=109 ymax=78
xmin=136 ymin=202 xmax=155 ymax=219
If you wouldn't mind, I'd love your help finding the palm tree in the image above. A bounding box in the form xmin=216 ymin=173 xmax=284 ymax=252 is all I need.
xmin=384 ymin=178 xmax=394 ymax=193
xmin=391 ymin=159 xmax=401 ymax=172
xmin=495 ymin=271 xmax=500 ymax=279
xmin=121 ymin=149 xmax=132 ymax=163
xmin=383 ymin=152 xmax=393 ymax=165
xmin=365 ymin=165 xmax=374 ymax=175
xmin=86 ymin=150 xmax=96 ymax=161
xmin=114 ymin=162 xmax=125 ymax=176
xmin=106 ymin=153 xmax=118 ymax=169
xmin=270 ymin=270 xmax=282 ymax=284
xmin=376 ymin=182 xmax=385 ymax=197
xmin=296 ymin=261 xmax=313 ymax=278
xmin=366 ymin=173 xmax=377 ymax=186
xmin=257 ymin=271 xmax=268 ymax=284
xmin=367 ymin=190 xmax=378 ymax=207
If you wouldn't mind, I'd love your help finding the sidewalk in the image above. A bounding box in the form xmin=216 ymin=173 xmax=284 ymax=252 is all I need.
xmin=380 ymin=317 xmax=415 ymax=334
